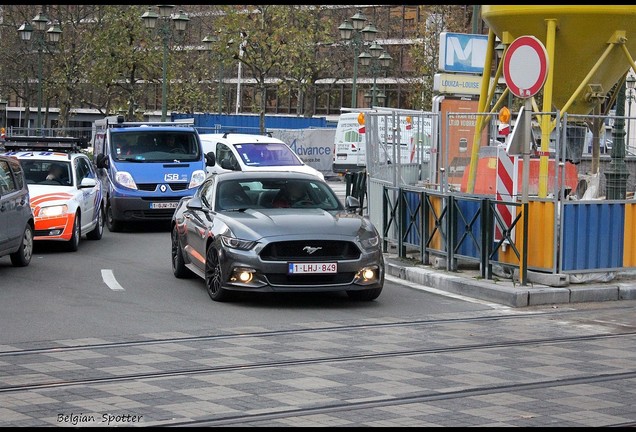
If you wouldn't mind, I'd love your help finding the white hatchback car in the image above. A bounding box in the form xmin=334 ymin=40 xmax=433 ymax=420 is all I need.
xmin=199 ymin=132 xmax=324 ymax=180
xmin=2 ymin=136 xmax=104 ymax=252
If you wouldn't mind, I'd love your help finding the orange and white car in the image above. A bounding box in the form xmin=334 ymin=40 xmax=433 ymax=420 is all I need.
xmin=2 ymin=136 xmax=104 ymax=251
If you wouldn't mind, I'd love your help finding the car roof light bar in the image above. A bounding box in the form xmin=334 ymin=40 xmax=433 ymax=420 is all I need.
xmin=3 ymin=135 xmax=87 ymax=152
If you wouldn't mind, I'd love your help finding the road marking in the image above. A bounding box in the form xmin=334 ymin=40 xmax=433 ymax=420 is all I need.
xmin=385 ymin=274 xmax=512 ymax=311
xmin=101 ymin=269 xmax=125 ymax=291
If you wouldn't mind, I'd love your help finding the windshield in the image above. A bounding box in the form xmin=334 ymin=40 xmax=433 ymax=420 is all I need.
xmin=21 ymin=160 xmax=73 ymax=186
xmin=234 ymin=143 xmax=303 ymax=167
xmin=214 ymin=177 xmax=342 ymax=211
xmin=111 ymin=130 xmax=201 ymax=162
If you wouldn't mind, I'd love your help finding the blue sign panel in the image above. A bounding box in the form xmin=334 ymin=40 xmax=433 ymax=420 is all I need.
xmin=438 ymin=32 xmax=488 ymax=74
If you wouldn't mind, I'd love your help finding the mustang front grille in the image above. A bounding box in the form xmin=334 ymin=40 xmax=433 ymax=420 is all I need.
xmin=260 ymin=240 xmax=360 ymax=261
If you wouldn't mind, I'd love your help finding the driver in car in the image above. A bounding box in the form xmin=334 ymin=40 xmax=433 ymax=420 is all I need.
xmin=46 ymin=164 xmax=64 ymax=181
xmin=272 ymin=181 xmax=311 ymax=208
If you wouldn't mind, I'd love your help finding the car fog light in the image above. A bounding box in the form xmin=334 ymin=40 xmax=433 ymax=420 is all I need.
xmin=50 ymin=229 xmax=62 ymax=236
xmin=238 ymin=271 xmax=252 ymax=283
xmin=230 ymin=267 xmax=255 ymax=283
xmin=361 ymin=268 xmax=376 ymax=281
xmin=354 ymin=266 xmax=378 ymax=285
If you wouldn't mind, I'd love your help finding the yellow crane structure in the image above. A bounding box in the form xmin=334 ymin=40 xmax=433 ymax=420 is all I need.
xmin=467 ymin=5 xmax=636 ymax=197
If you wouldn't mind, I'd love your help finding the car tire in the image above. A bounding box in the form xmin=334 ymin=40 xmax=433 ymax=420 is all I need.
xmin=171 ymin=225 xmax=194 ymax=278
xmin=205 ymin=245 xmax=232 ymax=302
xmin=67 ymin=213 xmax=81 ymax=252
xmin=106 ymin=202 xmax=122 ymax=232
xmin=86 ymin=206 xmax=104 ymax=240
xmin=346 ymin=287 xmax=383 ymax=301
xmin=9 ymin=224 xmax=34 ymax=267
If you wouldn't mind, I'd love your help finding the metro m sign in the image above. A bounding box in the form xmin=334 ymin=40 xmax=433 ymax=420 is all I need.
xmin=438 ymin=32 xmax=488 ymax=74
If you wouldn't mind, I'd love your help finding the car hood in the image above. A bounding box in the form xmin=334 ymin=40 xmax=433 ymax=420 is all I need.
xmin=221 ymin=208 xmax=375 ymax=241
xmin=243 ymin=165 xmax=324 ymax=179
xmin=115 ymin=161 xmax=202 ymax=183
xmin=207 ymin=164 xmax=324 ymax=180
xmin=27 ymin=184 xmax=74 ymax=207
xmin=28 ymin=184 xmax=74 ymax=197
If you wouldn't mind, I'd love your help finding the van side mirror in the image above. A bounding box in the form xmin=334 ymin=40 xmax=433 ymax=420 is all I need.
xmin=95 ymin=153 xmax=109 ymax=169
xmin=205 ymin=151 xmax=216 ymax=167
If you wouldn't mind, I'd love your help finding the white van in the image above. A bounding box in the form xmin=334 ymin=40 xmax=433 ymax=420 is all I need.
xmin=199 ymin=132 xmax=324 ymax=180
xmin=332 ymin=111 xmax=432 ymax=174
xmin=332 ymin=111 xmax=367 ymax=174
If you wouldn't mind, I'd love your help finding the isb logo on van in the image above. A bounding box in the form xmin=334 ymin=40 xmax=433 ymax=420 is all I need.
xmin=92 ymin=116 xmax=213 ymax=232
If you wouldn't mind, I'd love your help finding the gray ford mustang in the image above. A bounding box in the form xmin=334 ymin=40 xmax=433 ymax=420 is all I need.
xmin=171 ymin=171 xmax=384 ymax=302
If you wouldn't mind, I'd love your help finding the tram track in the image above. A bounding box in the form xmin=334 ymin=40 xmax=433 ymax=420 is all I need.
xmin=166 ymin=370 xmax=636 ymax=427
xmin=1 ymin=303 xmax=633 ymax=358
xmin=2 ymin=306 xmax=635 ymax=427
xmin=1 ymin=322 xmax=634 ymax=394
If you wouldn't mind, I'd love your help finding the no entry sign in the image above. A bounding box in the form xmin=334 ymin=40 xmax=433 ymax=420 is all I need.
xmin=503 ymin=36 xmax=549 ymax=98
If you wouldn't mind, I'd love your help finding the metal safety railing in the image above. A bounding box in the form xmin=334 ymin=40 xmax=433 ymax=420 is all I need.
xmin=380 ymin=185 xmax=529 ymax=284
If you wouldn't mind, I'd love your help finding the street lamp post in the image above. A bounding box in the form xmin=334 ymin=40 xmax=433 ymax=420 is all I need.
xmin=339 ymin=10 xmax=377 ymax=108
xmin=626 ymin=74 xmax=636 ymax=153
xmin=17 ymin=11 xmax=62 ymax=131
xmin=235 ymin=31 xmax=247 ymax=115
xmin=0 ymin=99 xmax=7 ymax=133
xmin=142 ymin=5 xmax=189 ymax=122
xmin=360 ymin=41 xmax=391 ymax=107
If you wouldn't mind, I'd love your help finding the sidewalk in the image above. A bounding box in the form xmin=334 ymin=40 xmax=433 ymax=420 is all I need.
xmin=383 ymin=253 xmax=636 ymax=307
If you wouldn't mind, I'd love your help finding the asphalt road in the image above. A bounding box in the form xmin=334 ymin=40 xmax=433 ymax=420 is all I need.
xmin=1 ymin=177 xmax=634 ymax=426
xmin=0 ymin=217 xmax=492 ymax=344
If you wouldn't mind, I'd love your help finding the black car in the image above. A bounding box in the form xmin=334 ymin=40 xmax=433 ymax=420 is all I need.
xmin=171 ymin=171 xmax=384 ymax=302
xmin=0 ymin=155 xmax=34 ymax=266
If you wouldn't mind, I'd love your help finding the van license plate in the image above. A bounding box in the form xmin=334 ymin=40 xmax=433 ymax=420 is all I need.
xmin=288 ymin=262 xmax=337 ymax=274
xmin=150 ymin=202 xmax=178 ymax=209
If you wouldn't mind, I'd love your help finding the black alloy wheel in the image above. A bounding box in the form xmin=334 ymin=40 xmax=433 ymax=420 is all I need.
xmin=205 ymin=245 xmax=231 ymax=302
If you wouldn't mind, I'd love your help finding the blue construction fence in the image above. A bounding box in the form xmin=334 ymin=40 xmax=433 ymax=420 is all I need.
xmin=172 ymin=113 xmax=337 ymax=134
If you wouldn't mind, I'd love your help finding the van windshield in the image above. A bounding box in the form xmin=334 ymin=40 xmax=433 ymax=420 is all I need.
xmin=234 ymin=143 xmax=302 ymax=167
xmin=111 ymin=131 xmax=201 ymax=162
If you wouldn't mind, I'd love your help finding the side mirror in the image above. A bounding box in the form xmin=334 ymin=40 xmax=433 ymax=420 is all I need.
xmin=79 ymin=177 xmax=98 ymax=188
xmin=345 ymin=196 xmax=360 ymax=211
xmin=95 ymin=153 xmax=109 ymax=169
xmin=205 ymin=151 xmax=216 ymax=167
xmin=186 ymin=196 xmax=205 ymax=211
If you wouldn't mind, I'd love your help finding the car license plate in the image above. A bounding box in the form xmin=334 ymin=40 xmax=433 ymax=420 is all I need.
xmin=288 ymin=262 xmax=337 ymax=274
xmin=150 ymin=202 xmax=178 ymax=209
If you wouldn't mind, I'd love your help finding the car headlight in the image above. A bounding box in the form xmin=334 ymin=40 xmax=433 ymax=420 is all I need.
xmin=220 ymin=235 xmax=256 ymax=250
xmin=188 ymin=169 xmax=206 ymax=189
xmin=39 ymin=204 xmax=69 ymax=218
xmin=359 ymin=233 xmax=379 ymax=250
xmin=115 ymin=171 xmax=137 ymax=190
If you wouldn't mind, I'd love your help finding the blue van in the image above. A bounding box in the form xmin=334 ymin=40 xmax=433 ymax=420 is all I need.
xmin=93 ymin=116 xmax=213 ymax=231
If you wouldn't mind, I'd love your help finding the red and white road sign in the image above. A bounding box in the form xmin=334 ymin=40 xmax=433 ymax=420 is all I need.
xmin=502 ymin=36 xmax=549 ymax=99
xmin=495 ymin=148 xmax=518 ymax=242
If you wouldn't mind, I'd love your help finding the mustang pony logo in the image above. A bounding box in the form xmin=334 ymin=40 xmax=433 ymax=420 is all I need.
xmin=303 ymin=246 xmax=322 ymax=255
